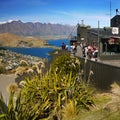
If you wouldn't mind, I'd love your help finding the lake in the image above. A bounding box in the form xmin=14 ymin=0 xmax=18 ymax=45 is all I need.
xmin=6 ymin=39 xmax=69 ymax=59
xmin=48 ymin=39 xmax=69 ymax=47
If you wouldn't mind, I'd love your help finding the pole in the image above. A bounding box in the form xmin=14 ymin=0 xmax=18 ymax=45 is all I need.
xmin=98 ymin=20 xmax=100 ymax=58
xmin=110 ymin=0 xmax=112 ymax=27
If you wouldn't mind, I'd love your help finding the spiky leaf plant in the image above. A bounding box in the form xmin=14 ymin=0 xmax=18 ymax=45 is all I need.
xmin=0 ymin=53 xmax=95 ymax=120
xmin=50 ymin=54 xmax=81 ymax=77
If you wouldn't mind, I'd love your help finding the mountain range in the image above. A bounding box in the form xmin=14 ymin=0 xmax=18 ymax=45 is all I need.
xmin=0 ymin=20 xmax=75 ymax=37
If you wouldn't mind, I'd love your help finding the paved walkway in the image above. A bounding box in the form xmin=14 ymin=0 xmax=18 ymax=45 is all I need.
xmin=75 ymin=45 xmax=83 ymax=57
xmin=75 ymin=46 xmax=120 ymax=67
xmin=0 ymin=74 xmax=16 ymax=102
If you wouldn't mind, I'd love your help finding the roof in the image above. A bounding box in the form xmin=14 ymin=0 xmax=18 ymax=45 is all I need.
xmin=111 ymin=15 xmax=120 ymax=20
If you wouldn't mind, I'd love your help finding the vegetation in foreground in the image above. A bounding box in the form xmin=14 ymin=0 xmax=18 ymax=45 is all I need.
xmin=0 ymin=53 xmax=120 ymax=120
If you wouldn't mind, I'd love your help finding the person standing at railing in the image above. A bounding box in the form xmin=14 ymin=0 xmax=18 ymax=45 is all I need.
xmin=61 ymin=42 xmax=66 ymax=50
xmin=65 ymin=44 xmax=71 ymax=52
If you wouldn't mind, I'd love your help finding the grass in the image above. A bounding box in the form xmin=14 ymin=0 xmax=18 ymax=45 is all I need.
xmin=75 ymin=106 xmax=120 ymax=120
xmin=74 ymin=82 xmax=120 ymax=120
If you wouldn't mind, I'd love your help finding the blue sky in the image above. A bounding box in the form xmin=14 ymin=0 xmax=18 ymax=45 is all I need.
xmin=0 ymin=0 xmax=120 ymax=27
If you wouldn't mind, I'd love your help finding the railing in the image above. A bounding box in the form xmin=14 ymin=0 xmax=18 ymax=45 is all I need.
xmin=53 ymin=50 xmax=120 ymax=90
xmin=79 ymin=57 xmax=120 ymax=90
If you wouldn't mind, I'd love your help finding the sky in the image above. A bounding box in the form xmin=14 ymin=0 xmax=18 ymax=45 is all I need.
xmin=0 ymin=0 xmax=120 ymax=28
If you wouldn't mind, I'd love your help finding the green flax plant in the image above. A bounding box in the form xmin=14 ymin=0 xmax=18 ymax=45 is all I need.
xmin=47 ymin=54 xmax=95 ymax=119
xmin=0 ymin=53 xmax=95 ymax=120
xmin=16 ymin=54 xmax=94 ymax=119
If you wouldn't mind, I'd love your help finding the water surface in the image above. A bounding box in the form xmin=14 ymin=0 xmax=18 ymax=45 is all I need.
xmin=6 ymin=39 xmax=70 ymax=59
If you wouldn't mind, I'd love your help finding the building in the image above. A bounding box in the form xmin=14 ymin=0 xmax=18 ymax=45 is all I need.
xmin=76 ymin=15 xmax=120 ymax=60
xmin=111 ymin=15 xmax=120 ymax=28
xmin=77 ymin=24 xmax=88 ymax=42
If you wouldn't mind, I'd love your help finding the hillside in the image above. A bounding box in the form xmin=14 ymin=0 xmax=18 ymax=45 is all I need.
xmin=0 ymin=20 xmax=75 ymax=37
xmin=0 ymin=33 xmax=46 ymax=47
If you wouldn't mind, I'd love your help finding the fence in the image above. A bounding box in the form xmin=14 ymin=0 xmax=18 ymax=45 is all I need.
xmin=53 ymin=50 xmax=120 ymax=90
xmin=79 ymin=57 xmax=120 ymax=90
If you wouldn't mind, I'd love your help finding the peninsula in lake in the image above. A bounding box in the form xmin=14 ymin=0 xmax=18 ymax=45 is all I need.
xmin=0 ymin=33 xmax=46 ymax=47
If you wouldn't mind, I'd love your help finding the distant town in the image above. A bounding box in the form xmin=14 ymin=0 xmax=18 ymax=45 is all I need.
xmin=0 ymin=48 xmax=45 ymax=72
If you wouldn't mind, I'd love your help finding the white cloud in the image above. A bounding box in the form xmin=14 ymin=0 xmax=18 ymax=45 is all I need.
xmin=0 ymin=10 xmax=110 ymax=28
xmin=50 ymin=10 xmax=110 ymax=27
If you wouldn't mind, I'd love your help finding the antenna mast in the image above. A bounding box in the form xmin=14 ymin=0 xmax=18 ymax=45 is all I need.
xmin=110 ymin=0 xmax=112 ymax=19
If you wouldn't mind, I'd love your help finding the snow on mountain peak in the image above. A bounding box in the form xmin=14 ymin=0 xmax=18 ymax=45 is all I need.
xmin=0 ymin=20 xmax=22 ymax=25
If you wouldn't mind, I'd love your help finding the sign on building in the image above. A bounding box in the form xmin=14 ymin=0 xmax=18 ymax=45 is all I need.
xmin=81 ymin=38 xmax=85 ymax=41
xmin=112 ymin=27 xmax=119 ymax=34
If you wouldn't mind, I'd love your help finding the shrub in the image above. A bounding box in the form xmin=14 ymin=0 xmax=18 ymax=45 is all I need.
xmin=0 ymin=53 xmax=95 ymax=120
xmin=0 ymin=65 xmax=6 ymax=74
